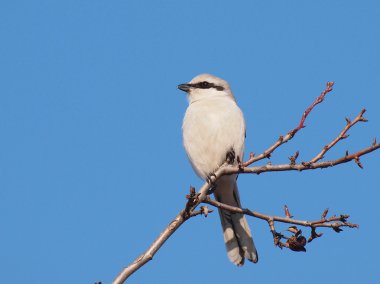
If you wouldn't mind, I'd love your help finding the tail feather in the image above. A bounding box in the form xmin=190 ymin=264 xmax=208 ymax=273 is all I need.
xmin=214 ymin=176 xmax=258 ymax=265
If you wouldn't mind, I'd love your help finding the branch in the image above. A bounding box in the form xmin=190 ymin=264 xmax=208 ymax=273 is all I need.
xmin=112 ymin=212 xmax=186 ymax=284
xmin=112 ymin=146 xmax=379 ymax=284
xmin=112 ymin=174 xmax=220 ymax=284
xmin=309 ymin=108 xmax=368 ymax=163
xmin=234 ymin=142 xmax=380 ymax=175
xmin=112 ymin=82 xmax=379 ymax=284
xmin=242 ymin=81 xmax=334 ymax=167
xmin=203 ymin=198 xmax=358 ymax=251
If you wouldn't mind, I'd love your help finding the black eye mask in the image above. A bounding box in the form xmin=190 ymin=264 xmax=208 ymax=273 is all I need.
xmin=192 ymin=81 xmax=225 ymax=91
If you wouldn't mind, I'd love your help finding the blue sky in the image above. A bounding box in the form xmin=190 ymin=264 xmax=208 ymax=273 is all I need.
xmin=1 ymin=1 xmax=380 ymax=283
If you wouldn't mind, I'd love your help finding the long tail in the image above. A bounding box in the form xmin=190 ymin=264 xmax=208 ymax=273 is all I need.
xmin=213 ymin=176 xmax=258 ymax=266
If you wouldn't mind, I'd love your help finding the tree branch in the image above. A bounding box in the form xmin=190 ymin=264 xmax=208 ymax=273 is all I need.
xmin=227 ymin=141 xmax=380 ymax=175
xmin=309 ymin=108 xmax=368 ymax=163
xmin=242 ymin=81 xmax=334 ymax=167
xmin=112 ymin=179 xmax=217 ymax=283
xmin=203 ymin=198 xmax=358 ymax=251
xmin=111 ymin=82 xmax=379 ymax=284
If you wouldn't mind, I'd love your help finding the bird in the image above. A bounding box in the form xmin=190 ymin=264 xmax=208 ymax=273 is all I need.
xmin=178 ymin=74 xmax=258 ymax=266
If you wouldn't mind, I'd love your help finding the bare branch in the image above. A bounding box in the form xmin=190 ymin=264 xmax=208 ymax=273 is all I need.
xmin=242 ymin=81 xmax=334 ymax=167
xmin=321 ymin=208 xmax=329 ymax=219
xmin=203 ymin=198 xmax=358 ymax=251
xmin=112 ymin=82 xmax=379 ymax=284
xmin=309 ymin=109 xmax=368 ymax=163
xmin=284 ymin=205 xmax=293 ymax=218
xmin=231 ymin=142 xmax=380 ymax=175
xmin=291 ymin=81 xmax=335 ymax=134
xmin=112 ymin=166 xmax=226 ymax=284
xmin=288 ymin=151 xmax=299 ymax=165
xmin=112 ymin=211 xmax=186 ymax=284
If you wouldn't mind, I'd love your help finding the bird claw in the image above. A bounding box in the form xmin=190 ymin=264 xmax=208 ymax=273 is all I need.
xmin=226 ymin=148 xmax=236 ymax=164
xmin=236 ymin=155 xmax=244 ymax=171
xmin=206 ymin=172 xmax=217 ymax=185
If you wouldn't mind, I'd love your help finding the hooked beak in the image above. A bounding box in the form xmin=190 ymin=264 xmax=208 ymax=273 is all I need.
xmin=177 ymin=83 xmax=191 ymax=93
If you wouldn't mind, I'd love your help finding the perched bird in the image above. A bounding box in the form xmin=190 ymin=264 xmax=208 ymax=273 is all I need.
xmin=178 ymin=74 xmax=258 ymax=266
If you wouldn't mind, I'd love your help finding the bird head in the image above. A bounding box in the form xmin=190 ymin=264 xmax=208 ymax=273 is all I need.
xmin=178 ymin=74 xmax=235 ymax=103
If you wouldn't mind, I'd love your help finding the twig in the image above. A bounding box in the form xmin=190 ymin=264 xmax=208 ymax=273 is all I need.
xmin=309 ymin=109 xmax=368 ymax=163
xmin=242 ymin=82 xmax=334 ymax=167
xmin=112 ymin=82 xmax=379 ymax=284
xmin=203 ymin=198 xmax=358 ymax=251
xmin=291 ymin=81 xmax=334 ymax=135
xmin=224 ymin=142 xmax=380 ymax=176
xmin=112 ymin=166 xmax=225 ymax=284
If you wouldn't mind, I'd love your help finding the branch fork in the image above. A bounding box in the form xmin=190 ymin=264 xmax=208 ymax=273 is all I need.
xmin=112 ymin=82 xmax=379 ymax=284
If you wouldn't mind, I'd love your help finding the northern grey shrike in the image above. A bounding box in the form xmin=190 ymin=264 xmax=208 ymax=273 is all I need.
xmin=178 ymin=74 xmax=258 ymax=266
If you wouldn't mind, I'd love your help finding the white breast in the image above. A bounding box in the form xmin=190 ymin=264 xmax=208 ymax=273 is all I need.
xmin=182 ymin=96 xmax=246 ymax=180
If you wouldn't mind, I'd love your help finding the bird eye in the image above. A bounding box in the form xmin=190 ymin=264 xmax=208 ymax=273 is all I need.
xmin=200 ymin=81 xmax=210 ymax=88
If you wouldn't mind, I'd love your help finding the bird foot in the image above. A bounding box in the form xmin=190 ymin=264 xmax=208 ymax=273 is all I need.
xmin=236 ymin=155 xmax=244 ymax=171
xmin=226 ymin=148 xmax=236 ymax=164
xmin=206 ymin=172 xmax=217 ymax=185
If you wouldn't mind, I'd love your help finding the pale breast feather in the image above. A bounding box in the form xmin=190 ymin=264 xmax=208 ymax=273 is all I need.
xmin=182 ymin=97 xmax=245 ymax=179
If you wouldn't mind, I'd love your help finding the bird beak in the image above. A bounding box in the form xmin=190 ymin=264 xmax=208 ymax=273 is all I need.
xmin=178 ymin=83 xmax=191 ymax=93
